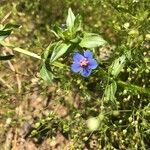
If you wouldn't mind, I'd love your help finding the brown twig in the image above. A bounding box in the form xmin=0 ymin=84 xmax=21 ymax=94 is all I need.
xmin=3 ymin=49 xmax=22 ymax=93
xmin=0 ymin=77 xmax=13 ymax=90
xmin=1 ymin=11 xmax=12 ymax=24
xmin=4 ymin=128 xmax=13 ymax=150
xmin=12 ymin=128 xmax=17 ymax=150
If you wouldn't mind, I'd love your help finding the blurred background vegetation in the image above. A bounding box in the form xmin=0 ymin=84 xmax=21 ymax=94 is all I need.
xmin=0 ymin=0 xmax=150 ymax=149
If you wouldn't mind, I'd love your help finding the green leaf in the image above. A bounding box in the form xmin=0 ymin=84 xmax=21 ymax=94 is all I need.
xmin=0 ymin=24 xmax=3 ymax=30
xmin=52 ymin=61 xmax=67 ymax=69
xmin=104 ymin=85 xmax=111 ymax=101
xmin=110 ymin=81 xmax=117 ymax=97
xmin=104 ymin=81 xmax=117 ymax=103
xmin=0 ymin=30 xmax=11 ymax=41
xmin=51 ymin=25 xmax=64 ymax=39
xmin=0 ymin=23 xmax=19 ymax=41
xmin=62 ymin=29 xmax=73 ymax=40
xmin=3 ymin=23 xmax=19 ymax=31
xmin=40 ymin=65 xmax=53 ymax=83
xmin=42 ymin=43 xmax=56 ymax=60
xmin=79 ymin=33 xmax=107 ymax=48
xmin=66 ymin=8 xmax=75 ymax=28
xmin=0 ymin=55 xmax=14 ymax=60
xmin=43 ymin=44 xmax=52 ymax=60
xmin=70 ymin=36 xmax=81 ymax=43
xmin=109 ymin=55 xmax=126 ymax=78
xmin=73 ymin=14 xmax=82 ymax=32
xmin=50 ymin=41 xmax=70 ymax=62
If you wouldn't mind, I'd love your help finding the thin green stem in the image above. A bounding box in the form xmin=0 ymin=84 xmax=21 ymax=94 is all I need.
xmin=0 ymin=41 xmax=41 ymax=60
xmin=13 ymin=47 xmax=41 ymax=60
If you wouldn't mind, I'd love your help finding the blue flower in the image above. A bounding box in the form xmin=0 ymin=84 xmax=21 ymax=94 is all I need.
xmin=71 ymin=50 xmax=98 ymax=77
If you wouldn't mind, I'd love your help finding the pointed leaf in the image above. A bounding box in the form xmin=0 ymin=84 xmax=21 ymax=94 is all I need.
xmin=0 ymin=23 xmax=19 ymax=41
xmin=109 ymin=55 xmax=126 ymax=78
xmin=79 ymin=33 xmax=107 ymax=48
xmin=50 ymin=41 xmax=70 ymax=62
xmin=104 ymin=81 xmax=117 ymax=103
xmin=40 ymin=65 xmax=53 ymax=83
xmin=51 ymin=25 xmax=64 ymax=39
xmin=0 ymin=30 xmax=11 ymax=41
xmin=41 ymin=42 xmax=56 ymax=60
xmin=66 ymin=8 xmax=75 ymax=28
xmin=73 ymin=14 xmax=82 ymax=32
xmin=0 ymin=55 xmax=14 ymax=60
xmin=3 ymin=23 xmax=19 ymax=31
xmin=110 ymin=81 xmax=117 ymax=98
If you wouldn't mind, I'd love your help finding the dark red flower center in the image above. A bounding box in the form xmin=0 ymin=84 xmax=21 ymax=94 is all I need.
xmin=80 ymin=58 xmax=89 ymax=67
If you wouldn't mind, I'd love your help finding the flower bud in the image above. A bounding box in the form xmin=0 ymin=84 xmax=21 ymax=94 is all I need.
xmin=87 ymin=117 xmax=99 ymax=131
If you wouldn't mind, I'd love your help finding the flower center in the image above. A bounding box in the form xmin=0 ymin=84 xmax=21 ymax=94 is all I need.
xmin=80 ymin=58 xmax=89 ymax=67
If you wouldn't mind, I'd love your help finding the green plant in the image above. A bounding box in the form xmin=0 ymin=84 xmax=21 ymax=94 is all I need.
xmin=0 ymin=2 xmax=150 ymax=149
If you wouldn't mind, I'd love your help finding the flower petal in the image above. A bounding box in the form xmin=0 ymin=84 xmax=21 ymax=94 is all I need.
xmin=73 ymin=52 xmax=84 ymax=62
xmin=71 ymin=63 xmax=81 ymax=73
xmin=88 ymin=59 xmax=98 ymax=69
xmin=84 ymin=50 xmax=93 ymax=59
xmin=80 ymin=68 xmax=92 ymax=77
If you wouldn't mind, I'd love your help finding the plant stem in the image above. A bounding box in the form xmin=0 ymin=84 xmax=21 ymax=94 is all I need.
xmin=0 ymin=41 xmax=41 ymax=60
xmin=13 ymin=47 xmax=41 ymax=60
